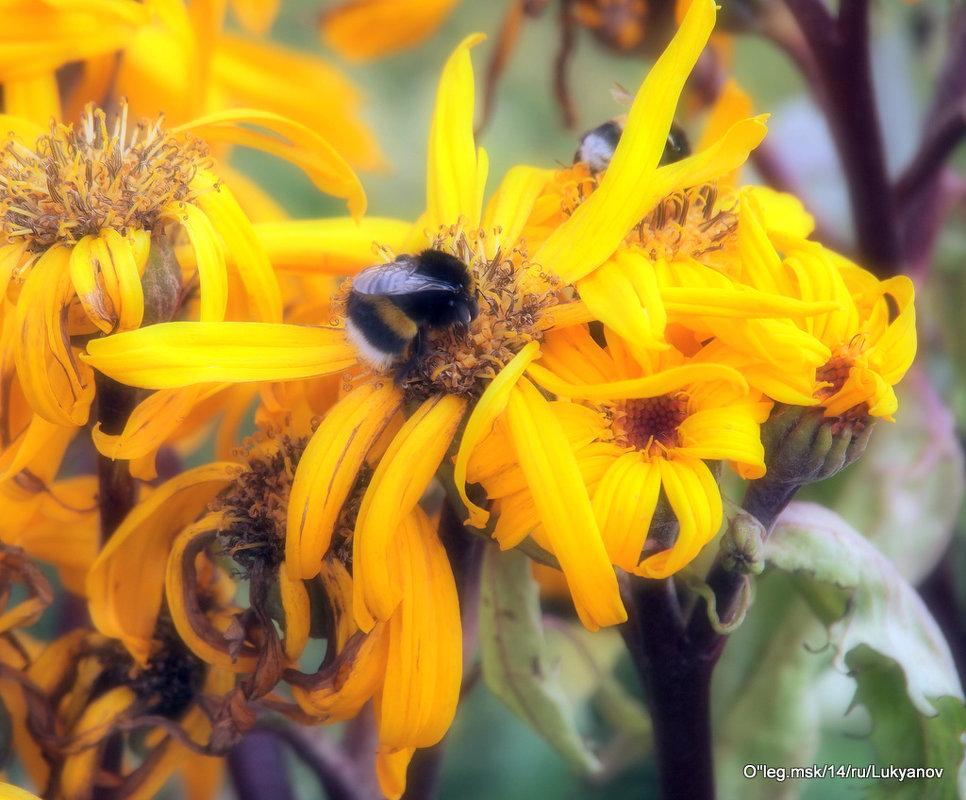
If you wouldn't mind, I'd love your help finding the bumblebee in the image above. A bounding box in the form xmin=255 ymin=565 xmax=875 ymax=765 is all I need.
xmin=574 ymin=117 xmax=691 ymax=173
xmin=345 ymin=249 xmax=479 ymax=377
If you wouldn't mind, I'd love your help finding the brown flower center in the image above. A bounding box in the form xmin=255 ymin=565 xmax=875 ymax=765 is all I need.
xmin=614 ymin=393 xmax=688 ymax=456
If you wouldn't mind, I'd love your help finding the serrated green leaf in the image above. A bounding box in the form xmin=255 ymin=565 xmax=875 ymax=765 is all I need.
xmin=845 ymin=645 xmax=966 ymax=800
xmin=768 ymin=502 xmax=963 ymax=715
xmin=478 ymin=546 xmax=603 ymax=775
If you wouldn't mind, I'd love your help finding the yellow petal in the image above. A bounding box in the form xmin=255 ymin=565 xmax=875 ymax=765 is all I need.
xmin=637 ymin=457 xmax=721 ymax=577
xmin=287 ymin=381 xmax=404 ymax=580
xmin=290 ymin=623 xmax=389 ymax=720
xmin=426 ymin=34 xmax=488 ymax=231
xmin=69 ymin=229 xmax=147 ymax=333
xmin=83 ymin=321 xmax=357 ymax=389
xmin=166 ymin=201 xmax=228 ymax=322
xmin=481 ymin=165 xmax=556 ymax=254
xmin=577 ymin=250 xmax=667 ymax=348
xmin=91 ymin=384 xmax=226 ymax=461
xmin=0 ymin=414 xmax=74 ymax=484
xmin=14 ymin=245 xmax=94 ymax=426
xmin=165 ymin=518 xmax=260 ymax=673
xmin=593 ymin=453 xmax=662 ymax=570
xmin=375 ymin=746 xmax=415 ymax=800
xmin=354 ymin=393 xmax=467 ymax=628
xmin=377 ymin=507 xmax=461 ymax=748
xmin=321 ymin=0 xmax=460 ymax=61
xmin=527 ymin=361 xmax=747 ymax=401
xmin=4 ymin=72 xmax=61 ymax=124
xmin=213 ymin=34 xmax=386 ymax=171
xmin=677 ymin=405 xmax=765 ymax=475
xmin=87 ymin=462 xmax=238 ymax=664
xmin=453 ymin=340 xmax=540 ymax=528
xmin=254 ymin=217 xmax=412 ymax=274
xmin=175 ymin=109 xmax=366 ymax=217
xmin=504 ymin=378 xmax=626 ymax=630
xmin=533 ymin=0 xmax=716 ymax=282
xmin=192 ymin=178 xmax=282 ymax=323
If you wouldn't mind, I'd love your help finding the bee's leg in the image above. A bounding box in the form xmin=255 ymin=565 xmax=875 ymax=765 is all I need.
xmin=394 ymin=330 xmax=425 ymax=384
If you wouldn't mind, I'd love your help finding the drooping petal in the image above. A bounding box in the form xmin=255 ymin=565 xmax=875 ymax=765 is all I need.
xmin=14 ymin=245 xmax=95 ymax=426
xmin=593 ymin=453 xmax=661 ymax=570
xmin=91 ymin=384 xmax=226 ymax=461
xmin=169 ymin=201 xmax=228 ymax=322
xmin=376 ymin=507 xmax=461 ymax=749
xmin=504 ymin=378 xmax=625 ymax=630
xmin=353 ymin=393 xmax=467 ymax=629
xmin=83 ymin=321 xmax=357 ymax=389
xmin=375 ymin=746 xmax=416 ymax=800
xmin=213 ymin=34 xmax=386 ymax=170
xmin=165 ymin=520 xmax=260 ymax=673
xmin=637 ymin=456 xmax=721 ymax=578
xmin=174 ymin=109 xmax=366 ymax=218
xmin=287 ymin=381 xmax=404 ymax=580
xmin=192 ymin=177 xmax=283 ymax=323
xmin=87 ymin=462 xmax=239 ymax=664
xmin=426 ymin=34 xmax=488 ymax=232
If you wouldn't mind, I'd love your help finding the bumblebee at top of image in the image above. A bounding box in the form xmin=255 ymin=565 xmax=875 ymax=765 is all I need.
xmin=345 ymin=250 xmax=479 ymax=379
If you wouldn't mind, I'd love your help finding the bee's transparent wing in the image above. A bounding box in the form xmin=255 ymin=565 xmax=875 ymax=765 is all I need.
xmin=351 ymin=259 xmax=458 ymax=295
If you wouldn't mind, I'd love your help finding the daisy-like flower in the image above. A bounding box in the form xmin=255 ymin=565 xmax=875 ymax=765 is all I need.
xmin=0 ymin=101 xmax=363 ymax=486
xmin=0 ymin=0 xmax=385 ymax=173
xmin=481 ymin=325 xmax=770 ymax=579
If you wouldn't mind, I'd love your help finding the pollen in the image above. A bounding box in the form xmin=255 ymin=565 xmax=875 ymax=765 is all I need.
xmin=211 ymin=429 xmax=308 ymax=576
xmin=628 ymin=183 xmax=738 ymax=261
xmin=0 ymin=102 xmax=212 ymax=249
xmin=613 ymin=393 xmax=689 ymax=456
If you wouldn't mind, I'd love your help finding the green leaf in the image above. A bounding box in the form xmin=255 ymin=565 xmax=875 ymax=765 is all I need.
xmin=826 ymin=374 xmax=965 ymax=583
xmin=478 ymin=546 xmax=603 ymax=775
xmin=845 ymin=645 xmax=966 ymax=800
xmin=768 ymin=502 xmax=963 ymax=716
xmin=714 ymin=575 xmax=834 ymax=800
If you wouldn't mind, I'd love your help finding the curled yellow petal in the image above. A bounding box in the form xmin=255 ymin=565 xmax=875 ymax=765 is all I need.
xmin=287 ymin=381 xmax=404 ymax=581
xmin=167 ymin=201 xmax=228 ymax=322
xmin=375 ymin=746 xmax=415 ymax=800
xmin=453 ymin=340 xmax=540 ymax=528
xmin=14 ymin=245 xmax=94 ymax=426
xmin=87 ymin=462 xmax=239 ymax=665
xmin=92 ymin=384 xmax=226 ymax=461
xmin=83 ymin=321 xmax=357 ymax=389
xmin=353 ymin=393 xmax=467 ymax=628
xmin=174 ymin=109 xmax=366 ymax=218
xmin=193 ymin=179 xmax=282 ymax=323
xmin=165 ymin=520 xmax=260 ymax=673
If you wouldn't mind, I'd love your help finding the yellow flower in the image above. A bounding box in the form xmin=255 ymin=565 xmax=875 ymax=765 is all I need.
xmin=0 ymin=101 xmax=363 ymax=485
xmin=473 ymin=325 xmax=770 ymax=579
xmin=83 ymin=0 xmax=771 ymax=632
xmin=0 ymin=0 xmax=384 ymax=172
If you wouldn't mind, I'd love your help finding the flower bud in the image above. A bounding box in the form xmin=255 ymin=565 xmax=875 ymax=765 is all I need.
xmin=720 ymin=511 xmax=765 ymax=575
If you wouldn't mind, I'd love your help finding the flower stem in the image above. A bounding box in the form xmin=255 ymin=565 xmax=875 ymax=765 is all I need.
xmin=619 ymin=576 xmax=715 ymax=800
xmin=93 ymin=372 xmax=139 ymax=543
